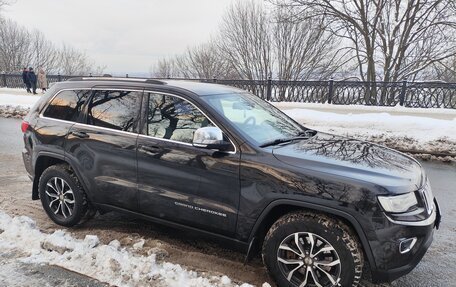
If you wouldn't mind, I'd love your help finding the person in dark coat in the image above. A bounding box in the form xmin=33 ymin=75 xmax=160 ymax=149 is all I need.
xmin=22 ymin=67 xmax=31 ymax=93
xmin=27 ymin=67 xmax=38 ymax=95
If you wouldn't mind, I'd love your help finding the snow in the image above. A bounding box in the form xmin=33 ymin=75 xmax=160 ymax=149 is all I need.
xmin=0 ymin=93 xmax=40 ymax=108
xmin=280 ymin=108 xmax=456 ymax=144
xmin=0 ymin=211 xmax=254 ymax=287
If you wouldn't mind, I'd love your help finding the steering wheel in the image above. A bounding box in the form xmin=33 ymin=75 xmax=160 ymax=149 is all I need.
xmin=243 ymin=116 xmax=256 ymax=125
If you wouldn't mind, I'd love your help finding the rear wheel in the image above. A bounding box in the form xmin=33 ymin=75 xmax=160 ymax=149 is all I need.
xmin=262 ymin=211 xmax=363 ymax=287
xmin=39 ymin=164 xmax=88 ymax=227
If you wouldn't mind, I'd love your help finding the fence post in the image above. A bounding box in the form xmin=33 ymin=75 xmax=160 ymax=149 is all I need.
xmin=212 ymin=77 xmax=217 ymax=83
xmin=266 ymin=77 xmax=272 ymax=101
xmin=1 ymin=73 xmax=6 ymax=87
xmin=399 ymin=80 xmax=407 ymax=106
xmin=327 ymin=79 xmax=334 ymax=104
xmin=57 ymin=73 xmax=62 ymax=82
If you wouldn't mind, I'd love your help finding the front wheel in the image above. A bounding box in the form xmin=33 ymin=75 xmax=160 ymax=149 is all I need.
xmin=262 ymin=211 xmax=364 ymax=287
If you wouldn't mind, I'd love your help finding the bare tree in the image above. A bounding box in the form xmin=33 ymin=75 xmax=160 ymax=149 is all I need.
xmin=272 ymin=7 xmax=347 ymax=81
xmin=218 ymin=0 xmax=273 ymax=81
xmin=150 ymin=58 xmax=178 ymax=78
xmin=175 ymin=41 xmax=238 ymax=79
xmin=274 ymin=0 xmax=456 ymax=82
xmin=0 ymin=17 xmax=31 ymax=72
xmin=57 ymin=44 xmax=99 ymax=75
xmin=29 ymin=30 xmax=59 ymax=73
xmin=0 ymin=15 xmax=102 ymax=75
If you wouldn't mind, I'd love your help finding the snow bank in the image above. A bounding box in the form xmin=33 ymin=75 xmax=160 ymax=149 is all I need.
xmin=273 ymin=102 xmax=456 ymax=117
xmin=0 ymin=211 xmax=254 ymax=287
xmin=0 ymin=94 xmax=40 ymax=108
xmin=282 ymin=108 xmax=456 ymax=143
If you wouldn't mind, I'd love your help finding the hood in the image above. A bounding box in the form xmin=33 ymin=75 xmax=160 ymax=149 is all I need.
xmin=272 ymin=132 xmax=423 ymax=194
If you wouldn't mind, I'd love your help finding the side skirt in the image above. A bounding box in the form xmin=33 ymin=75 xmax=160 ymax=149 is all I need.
xmin=93 ymin=203 xmax=250 ymax=253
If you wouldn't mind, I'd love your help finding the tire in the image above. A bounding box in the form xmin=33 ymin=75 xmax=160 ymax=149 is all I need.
xmin=38 ymin=164 xmax=88 ymax=227
xmin=262 ymin=211 xmax=363 ymax=287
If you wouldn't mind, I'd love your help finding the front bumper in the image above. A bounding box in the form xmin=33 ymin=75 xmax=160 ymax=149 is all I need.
xmin=371 ymin=198 xmax=441 ymax=283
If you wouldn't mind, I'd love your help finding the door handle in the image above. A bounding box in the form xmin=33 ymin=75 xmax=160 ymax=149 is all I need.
xmin=140 ymin=145 xmax=161 ymax=153
xmin=70 ymin=131 xmax=89 ymax=138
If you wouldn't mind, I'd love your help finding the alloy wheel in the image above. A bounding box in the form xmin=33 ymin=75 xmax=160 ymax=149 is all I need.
xmin=277 ymin=232 xmax=341 ymax=287
xmin=45 ymin=177 xmax=75 ymax=219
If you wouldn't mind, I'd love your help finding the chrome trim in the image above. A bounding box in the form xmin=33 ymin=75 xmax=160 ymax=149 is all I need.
xmin=38 ymin=88 xmax=238 ymax=154
xmin=385 ymin=204 xmax=437 ymax=227
xmin=399 ymin=237 xmax=417 ymax=254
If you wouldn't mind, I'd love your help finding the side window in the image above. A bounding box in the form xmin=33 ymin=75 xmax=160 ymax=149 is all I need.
xmin=147 ymin=93 xmax=212 ymax=143
xmin=87 ymin=90 xmax=141 ymax=132
xmin=43 ymin=90 xmax=90 ymax=121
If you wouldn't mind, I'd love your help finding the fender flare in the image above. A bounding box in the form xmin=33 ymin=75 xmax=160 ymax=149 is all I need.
xmin=32 ymin=152 xmax=90 ymax=201
xmin=247 ymin=199 xmax=377 ymax=270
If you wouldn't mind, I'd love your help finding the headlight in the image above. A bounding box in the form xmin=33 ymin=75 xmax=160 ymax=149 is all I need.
xmin=378 ymin=192 xmax=418 ymax=213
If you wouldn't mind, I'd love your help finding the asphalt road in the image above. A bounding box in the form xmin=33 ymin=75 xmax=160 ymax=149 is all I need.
xmin=0 ymin=117 xmax=455 ymax=287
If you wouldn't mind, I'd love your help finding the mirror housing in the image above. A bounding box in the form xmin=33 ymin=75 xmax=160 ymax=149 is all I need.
xmin=193 ymin=127 xmax=232 ymax=151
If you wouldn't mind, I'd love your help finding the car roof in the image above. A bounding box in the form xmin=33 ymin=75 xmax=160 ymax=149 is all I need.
xmin=60 ymin=77 xmax=247 ymax=96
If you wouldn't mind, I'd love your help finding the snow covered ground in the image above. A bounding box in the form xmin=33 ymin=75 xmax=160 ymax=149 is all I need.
xmin=0 ymin=211 xmax=260 ymax=287
xmin=273 ymin=103 xmax=456 ymax=158
xmin=1 ymin=88 xmax=455 ymax=157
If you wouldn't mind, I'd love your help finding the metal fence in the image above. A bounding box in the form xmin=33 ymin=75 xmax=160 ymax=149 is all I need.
xmin=2 ymin=73 xmax=456 ymax=109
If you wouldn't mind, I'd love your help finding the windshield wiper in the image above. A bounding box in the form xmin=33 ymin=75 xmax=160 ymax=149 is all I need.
xmin=259 ymin=130 xmax=317 ymax=148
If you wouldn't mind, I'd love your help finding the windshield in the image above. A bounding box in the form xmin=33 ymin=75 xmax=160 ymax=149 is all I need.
xmin=201 ymin=93 xmax=304 ymax=145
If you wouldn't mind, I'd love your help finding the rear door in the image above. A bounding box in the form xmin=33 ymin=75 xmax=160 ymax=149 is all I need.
xmin=65 ymin=88 xmax=142 ymax=210
xmin=137 ymin=91 xmax=241 ymax=235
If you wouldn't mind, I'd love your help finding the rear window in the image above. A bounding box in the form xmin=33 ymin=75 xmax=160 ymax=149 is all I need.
xmin=43 ymin=90 xmax=90 ymax=122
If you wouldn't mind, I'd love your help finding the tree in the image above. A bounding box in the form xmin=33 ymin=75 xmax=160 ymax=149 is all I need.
xmin=150 ymin=58 xmax=178 ymax=78
xmin=272 ymin=6 xmax=347 ymax=81
xmin=175 ymin=41 xmax=238 ymax=79
xmin=0 ymin=17 xmax=31 ymax=72
xmin=218 ymin=0 xmax=273 ymax=81
xmin=274 ymin=0 xmax=456 ymax=82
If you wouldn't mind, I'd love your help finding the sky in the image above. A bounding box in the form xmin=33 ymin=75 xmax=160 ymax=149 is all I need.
xmin=3 ymin=0 xmax=237 ymax=75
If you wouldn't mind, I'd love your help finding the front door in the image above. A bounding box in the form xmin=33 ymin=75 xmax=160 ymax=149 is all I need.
xmin=65 ymin=89 xmax=142 ymax=211
xmin=137 ymin=91 xmax=240 ymax=235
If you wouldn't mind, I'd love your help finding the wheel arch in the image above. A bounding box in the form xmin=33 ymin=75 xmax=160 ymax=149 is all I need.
xmin=247 ymin=199 xmax=376 ymax=272
xmin=32 ymin=153 xmax=88 ymax=201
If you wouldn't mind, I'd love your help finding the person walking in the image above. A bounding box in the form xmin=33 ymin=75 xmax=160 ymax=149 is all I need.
xmin=37 ymin=67 xmax=48 ymax=93
xmin=27 ymin=67 xmax=38 ymax=95
xmin=22 ymin=67 xmax=31 ymax=93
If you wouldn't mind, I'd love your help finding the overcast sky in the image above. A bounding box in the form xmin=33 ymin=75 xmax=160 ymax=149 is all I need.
xmin=4 ymin=0 xmax=237 ymax=75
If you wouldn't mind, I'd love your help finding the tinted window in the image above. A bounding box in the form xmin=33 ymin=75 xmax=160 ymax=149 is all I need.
xmin=87 ymin=90 xmax=141 ymax=132
xmin=147 ymin=93 xmax=212 ymax=143
xmin=43 ymin=90 xmax=90 ymax=121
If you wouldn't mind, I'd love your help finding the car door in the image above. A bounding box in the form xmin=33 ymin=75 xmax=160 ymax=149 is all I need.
xmin=137 ymin=91 xmax=240 ymax=236
xmin=65 ymin=88 xmax=142 ymax=211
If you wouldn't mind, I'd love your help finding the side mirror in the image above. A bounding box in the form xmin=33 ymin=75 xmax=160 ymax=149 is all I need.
xmin=193 ymin=127 xmax=232 ymax=151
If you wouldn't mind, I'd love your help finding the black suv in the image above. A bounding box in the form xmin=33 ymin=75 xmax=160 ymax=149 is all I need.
xmin=22 ymin=78 xmax=441 ymax=287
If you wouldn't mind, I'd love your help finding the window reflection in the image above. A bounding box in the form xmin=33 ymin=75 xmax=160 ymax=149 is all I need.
xmin=43 ymin=90 xmax=90 ymax=122
xmin=87 ymin=90 xmax=140 ymax=132
xmin=147 ymin=93 xmax=212 ymax=143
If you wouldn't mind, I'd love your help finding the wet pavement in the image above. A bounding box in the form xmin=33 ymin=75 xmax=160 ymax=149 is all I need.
xmin=1 ymin=117 xmax=455 ymax=287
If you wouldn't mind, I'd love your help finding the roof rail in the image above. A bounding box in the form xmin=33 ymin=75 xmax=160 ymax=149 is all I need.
xmin=66 ymin=77 xmax=166 ymax=85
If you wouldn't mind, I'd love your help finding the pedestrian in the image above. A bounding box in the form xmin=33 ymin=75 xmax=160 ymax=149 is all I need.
xmin=28 ymin=67 xmax=38 ymax=95
xmin=37 ymin=67 xmax=48 ymax=93
xmin=22 ymin=67 xmax=31 ymax=93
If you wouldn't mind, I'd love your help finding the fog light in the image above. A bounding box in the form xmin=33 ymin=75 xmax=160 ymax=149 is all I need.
xmin=399 ymin=237 xmax=417 ymax=254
